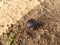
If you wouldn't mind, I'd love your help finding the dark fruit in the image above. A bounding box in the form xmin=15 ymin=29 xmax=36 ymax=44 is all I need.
xmin=26 ymin=19 xmax=40 ymax=30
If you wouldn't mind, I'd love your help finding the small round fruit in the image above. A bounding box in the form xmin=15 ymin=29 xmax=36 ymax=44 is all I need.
xmin=26 ymin=19 xmax=40 ymax=30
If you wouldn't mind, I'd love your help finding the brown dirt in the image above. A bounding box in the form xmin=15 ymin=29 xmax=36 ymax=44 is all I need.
xmin=0 ymin=0 xmax=60 ymax=45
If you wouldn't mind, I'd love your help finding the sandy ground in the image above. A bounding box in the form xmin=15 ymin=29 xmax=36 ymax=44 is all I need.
xmin=0 ymin=0 xmax=60 ymax=45
xmin=0 ymin=0 xmax=40 ymax=36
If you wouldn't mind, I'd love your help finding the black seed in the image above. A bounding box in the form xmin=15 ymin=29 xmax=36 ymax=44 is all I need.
xmin=26 ymin=19 xmax=40 ymax=30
